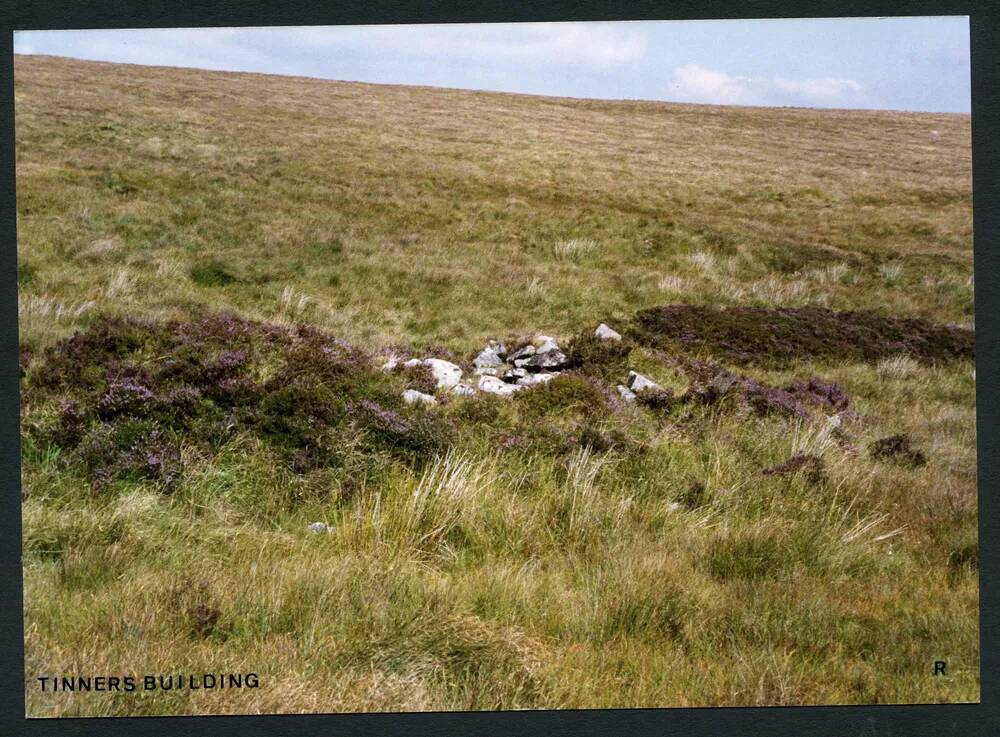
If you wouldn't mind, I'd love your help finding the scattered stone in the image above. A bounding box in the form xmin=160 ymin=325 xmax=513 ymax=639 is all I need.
xmin=451 ymin=383 xmax=477 ymax=397
xmin=509 ymin=344 xmax=536 ymax=363
xmin=522 ymin=350 xmax=568 ymax=371
xmin=478 ymin=375 xmax=524 ymax=396
xmin=473 ymin=346 xmax=504 ymax=369
xmin=404 ymin=357 xmax=463 ymax=390
xmin=595 ymin=323 xmax=622 ymax=341
xmin=381 ymin=355 xmax=400 ymax=371
xmin=517 ymin=372 xmax=557 ymax=387
xmin=665 ymin=502 xmax=684 ymax=514
xmin=503 ymin=367 xmax=528 ymax=383
xmin=626 ymin=370 xmax=660 ymax=392
xmin=307 ymin=522 xmax=333 ymax=535
xmin=617 ymin=384 xmax=637 ymax=401
xmin=536 ymin=337 xmax=561 ymax=354
xmin=402 ymin=389 xmax=437 ymax=405
xmin=473 ymin=366 xmax=499 ymax=376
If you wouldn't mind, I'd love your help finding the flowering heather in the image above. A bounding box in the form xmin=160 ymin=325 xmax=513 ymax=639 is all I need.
xmin=630 ymin=305 xmax=974 ymax=367
xmin=204 ymin=350 xmax=249 ymax=380
xmin=348 ymin=400 xmax=410 ymax=435
xmin=675 ymin=358 xmax=849 ymax=420
xmin=96 ymin=379 xmax=155 ymax=418
xmin=783 ymin=378 xmax=851 ymax=413
xmin=52 ymin=400 xmax=86 ymax=447
xmin=20 ymin=314 xmax=458 ymax=485
xmin=742 ymin=383 xmax=810 ymax=419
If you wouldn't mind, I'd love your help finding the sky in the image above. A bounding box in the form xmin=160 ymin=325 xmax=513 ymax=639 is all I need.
xmin=13 ymin=17 xmax=971 ymax=113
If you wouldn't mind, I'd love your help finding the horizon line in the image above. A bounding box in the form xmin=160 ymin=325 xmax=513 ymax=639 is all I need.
xmin=13 ymin=52 xmax=971 ymax=117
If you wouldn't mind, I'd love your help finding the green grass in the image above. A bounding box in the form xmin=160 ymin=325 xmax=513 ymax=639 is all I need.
xmin=15 ymin=54 xmax=977 ymax=715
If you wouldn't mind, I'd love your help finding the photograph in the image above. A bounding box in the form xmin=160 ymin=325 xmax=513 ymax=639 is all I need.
xmin=13 ymin=16 xmax=977 ymax=717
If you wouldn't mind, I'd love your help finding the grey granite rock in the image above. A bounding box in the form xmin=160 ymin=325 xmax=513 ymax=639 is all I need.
xmin=626 ymin=370 xmax=660 ymax=392
xmin=595 ymin=323 xmax=622 ymax=341
xmin=402 ymin=389 xmax=437 ymax=405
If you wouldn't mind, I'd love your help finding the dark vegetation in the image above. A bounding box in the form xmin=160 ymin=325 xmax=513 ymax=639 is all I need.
xmin=21 ymin=309 xmax=877 ymax=491
xmin=868 ymin=434 xmax=928 ymax=467
xmin=564 ymin=332 xmax=633 ymax=381
xmin=675 ymin=358 xmax=853 ymax=420
xmin=763 ymin=453 xmax=828 ymax=485
xmin=630 ymin=305 xmax=974 ymax=367
xmin=21 ymin=315 xmax=456 ymax=488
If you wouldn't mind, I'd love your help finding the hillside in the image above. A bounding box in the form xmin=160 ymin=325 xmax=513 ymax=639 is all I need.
xmin=15 ymin=55 xmax=972 ymax=350
xmin=15 ymin=55 xmax=977 ymax=715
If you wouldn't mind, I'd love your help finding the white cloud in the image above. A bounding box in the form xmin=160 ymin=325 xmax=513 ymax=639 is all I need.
xmin=773 ymin=76 xmax=862 ymax=100
xmin=669 ymin=63 xmax=763 ymax=105
xmin=668 ymin=63 xmax=869 ymax=108
xmin=293 ymin=22 xmax=647 ymax=67
xmin=13 ymin=23 xmax=647 ymax=95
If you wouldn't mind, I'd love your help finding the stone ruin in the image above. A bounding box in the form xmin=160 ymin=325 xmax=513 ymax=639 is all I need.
xmin=384 ymin=322 xmax=661 ymax=405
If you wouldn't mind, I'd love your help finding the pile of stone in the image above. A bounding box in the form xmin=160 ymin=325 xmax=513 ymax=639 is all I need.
xmin=384 ymin=322 xmax=662 ymax=406
xmin=384 ymin=332 xmax=573 ymax=405
xmin=471 ymin=333 xmax=570 ymax=397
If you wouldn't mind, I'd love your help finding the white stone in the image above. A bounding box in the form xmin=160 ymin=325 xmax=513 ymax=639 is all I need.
xmin=626 ymin=371 xmax=660 ymax=392
xmin=595 ymin=323 xmax=622 ymax=341
xmin=503 ymin=367 xmax=528 ymax=383
xmin=473 ymin=366 xmax=499 ymax=377
xmin=477 ymin=375 xmax=524 ymax=396
xmin=307 ymin=522 xmax=333 ymax=534
xmin=425 ymin=358 xmax=463 ymax=389
xmin=665 ymin=502 xmax=683 ymax=514
xmin=509 ymin=344 xmax=536 ymax=362
xmin=451 ymin=383 xmax=477 ymax=396
xmin=473 ymin=346 xmax=503 ymax=369
xmin=617 ymin=384 xmax=637 ymax=401
xmin=536 ymin=338 xmax=560 ymax=354
xmin=381 ymin=355 xmax=400 ymax=371
xmin=517 ymin=372 xmax=557 ymax=387
xmin=522 ymin=349 xmax=568 ymax=371
xmin=402 ymin=389 xmax=437 ymax=405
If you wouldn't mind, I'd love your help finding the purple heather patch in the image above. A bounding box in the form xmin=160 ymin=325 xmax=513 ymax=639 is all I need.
xmin=348 ymin=399 xmax=410 ymax=435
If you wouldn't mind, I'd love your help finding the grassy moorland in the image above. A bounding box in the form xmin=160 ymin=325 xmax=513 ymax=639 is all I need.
xmin=15 ymin=54 xmax=977 ymax=715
